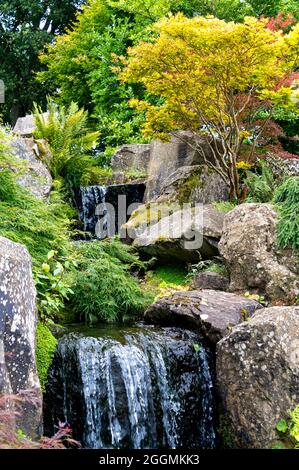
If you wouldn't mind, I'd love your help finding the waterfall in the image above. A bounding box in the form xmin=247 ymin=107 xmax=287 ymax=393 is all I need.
xmin=80 ymin=185 xmax=108 ymax=235
xmin=44 ymin=326 xmax=217 ymax=449
xmin=79 ymin=183 xmax=146 ymax=239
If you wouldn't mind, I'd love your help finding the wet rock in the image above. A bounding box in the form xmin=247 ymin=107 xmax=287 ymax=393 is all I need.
xmin=10 ymin=137 xmax=52 ymax=199
xmin=132 ymin=204 xmax=225 ymax=263
xmin=217 ymin=306 xmax=299 ymax=448
xmin=219 ymin=203 xmax=298 ymax=299
xmin=0 ymin=236 xmax=42 ymax=438
xmin=145 ymin=290 xmax=261 ymax=344
xmin=44 ymin=327 xmax=216 ymax=449
xmin=191 ymin=272 xmax=229 ymax=291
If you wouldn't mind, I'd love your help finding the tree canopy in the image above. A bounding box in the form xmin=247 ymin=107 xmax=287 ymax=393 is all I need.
xmin=121 ymin=14 xmax=299 ymax=199
xmin=0 ymin=0 xmax=84 ymax=123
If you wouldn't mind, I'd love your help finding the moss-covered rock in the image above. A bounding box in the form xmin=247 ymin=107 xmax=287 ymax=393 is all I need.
xmin=36 ymin=323 xmax=57 ymax=392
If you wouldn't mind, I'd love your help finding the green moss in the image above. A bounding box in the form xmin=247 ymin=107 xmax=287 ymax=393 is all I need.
xmin=176 ymin=171 xmax=203 ymax=204
xmin=36 ymin=323 xmax=58 ymax=391
xmin=124 ymin=202 xmax=180 ymax=231
xmin=147 ymin=265 xmax=188 ymax=286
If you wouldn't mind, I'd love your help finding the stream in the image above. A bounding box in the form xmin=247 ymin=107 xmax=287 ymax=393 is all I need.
xmin=44 ymin=324 xmax=217 ymax=449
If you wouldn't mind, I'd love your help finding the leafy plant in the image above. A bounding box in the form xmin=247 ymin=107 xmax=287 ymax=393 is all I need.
xmin=276 ymin=405 xmax=299 ymax=448
xmin=34 ymin=250 xmax=77 ymax=322
xmin=274 ymin=176 xmax=299 ymax=251
xmin=69 ymin=239 xmax=154 ymax=323
xmin=245 ymin=160 xmax=278 ymax=203
xmin=33 ymin=99 xmax=100 ymax=195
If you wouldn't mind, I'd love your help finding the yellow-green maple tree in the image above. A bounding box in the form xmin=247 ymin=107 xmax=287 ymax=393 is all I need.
xmin=121 ymin=14 xmax=299 ymax=200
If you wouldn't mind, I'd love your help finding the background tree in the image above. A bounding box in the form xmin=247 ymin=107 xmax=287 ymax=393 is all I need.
xmin=38 ymin=0 xmax=299 ymax=157
xmin=0 ymin=0 xmax=84 ymax=124
xmin=121 ymin=15 xmax=299 ymax=200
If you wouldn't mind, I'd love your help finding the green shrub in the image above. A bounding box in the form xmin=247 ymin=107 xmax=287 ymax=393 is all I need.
xmin=69 ymin=239 xmax=154 ymax=323
xmin=245 ymin=160 xmax=278 ymax=203
xmin=0 ymin=173 xmax=74 ymax=265
xmin=36 ymin=323 xmax=58 ymax=391
xmin=274 ymin=176 xmax=299 ymax=251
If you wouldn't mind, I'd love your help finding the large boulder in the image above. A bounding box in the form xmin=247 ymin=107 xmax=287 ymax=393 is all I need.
xmin=191 ymin=272 xmax=229 ymax=291
xmin=219 ymin=203 xmax=298 ymax=299
xmin=132 ymin=204 xmax=225 ymax=262
xmin=111 ymin=144 xmax=151 ymax=180
xmin=145 ymin=132 xmax=221 ymax=201
xmin=155 ymin=165 xmax=229 ymax=205
xmin=145 ymin=290 xmax=261 ymax=344
xmin=0 ymin=237 xmax=42 ymax=438
xmin=10 ymin=137 xmax=52 ymax=200
xmin=217 ymin=306 xmax=299 ymax=448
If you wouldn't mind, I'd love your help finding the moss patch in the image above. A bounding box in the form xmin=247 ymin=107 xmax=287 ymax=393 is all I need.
xmin=36 ymin=323 xmax=57 ymax=391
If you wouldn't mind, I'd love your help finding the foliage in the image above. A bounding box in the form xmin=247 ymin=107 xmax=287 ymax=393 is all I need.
xmin=276 ymin=404 xmax=299 ymax=448
xmin=0 ymin=0 xmax=84 ymax=123
xmin=0 ymin=393 xmax=79 ymax=448
xmin=121 ymin=15 xmax=299 ymax=200
xmin=34 ymin=250 xmax=77 ymax=322
xmin=69 ymin=239 xmax=154 ymax=323
xmin=212 ymin=201 xmax=236 ymax=212
xmin=274 ymin=176 xmax=299 ymax=250
xmin=33 ymin=100 xmax=100 ymax=196
xmin=187 ymin=258 xmax=228 ymax=279
xmin=36 ymin=323 xmax=57 ymax=391
xmin=245 ymin=160 xmax=278 ymax=203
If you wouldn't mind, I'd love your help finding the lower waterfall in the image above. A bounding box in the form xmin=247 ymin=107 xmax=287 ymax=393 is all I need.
xmin=44 ymin=325 xmax=216 ymax=449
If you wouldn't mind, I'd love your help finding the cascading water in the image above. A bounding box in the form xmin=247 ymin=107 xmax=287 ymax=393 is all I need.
xmin=44 ymin=325 xmax=217 ymax=449
xmin=79 ymin=183 xmax=146 ymax=239
xmin=80 ymin=185 xmax=109 ymax=234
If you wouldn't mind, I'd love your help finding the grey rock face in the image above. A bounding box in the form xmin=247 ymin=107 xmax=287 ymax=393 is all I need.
xmin=217 ymin=306 xmax=299 ymax=448
xmin=145 ymin=132 xmax=221 ymax=201
xmin=111 ymin=144 xmax=151 ymax=177
xmin=0 ymin=236 xmax=42 ymax=438
xmin=145 ymin=289 xmax=261 ymax=344
xmin=133 ymin=204 xmax=225 ymax=262
xmin=156 ymin=165 xmax=229 ymax=205
xmin=219 ymin=203 xmax=298 ymax=299
xmin=191 ymin=272 xmax=229 ymax=291
xmin=10 ymin=137 xmax=52 ymax=200
xmin=13 ymin=113 xmax=48 ymax=137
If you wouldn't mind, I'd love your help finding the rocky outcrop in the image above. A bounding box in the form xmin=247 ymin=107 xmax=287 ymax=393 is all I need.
xmin=145 ymin=290 xmax=261 ymax=344
xmin=111 ymin=144 xmax=150 ymax=182
xmin=219 ymin=203 xmax=298 ymax=299
xmin=266 ymin=155 xmax=299 ymax=178
xmin=13 ymin=113 xmax=48 ymax=137
xmin=11 ymin=137 xmax=52 ymax=199
xmin=217 ymin=306 xmax=299 ymax=448
xmin=132 ymin=204 xmax=225 ymax=262
xmin=155 ymin=165 xmax=229 ymax=205
xmin=145 ymin=132 xmax=220 ymax=201
xmin=191 ymin=272 xmax=229 ymax=291
xmin=0 ymin=237 xmax=42 ymax=438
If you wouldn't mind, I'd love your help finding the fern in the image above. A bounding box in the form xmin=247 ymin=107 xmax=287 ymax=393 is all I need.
xmin=245 ymin=160 xmax=277 ymax=203
xmin=274 ymin=177 xmax=299 ymax=251
xmin=33 ymin=99 xmax=100 ymax=194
